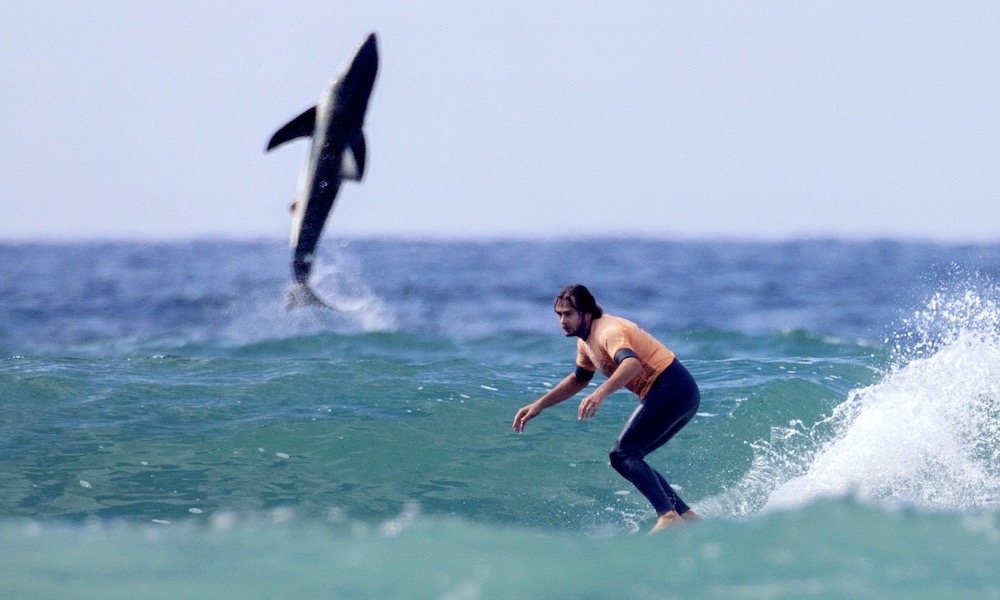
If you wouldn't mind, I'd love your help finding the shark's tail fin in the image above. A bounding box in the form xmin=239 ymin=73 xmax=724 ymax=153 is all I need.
xmin=284 ymin=283 xmax=338 ymax=311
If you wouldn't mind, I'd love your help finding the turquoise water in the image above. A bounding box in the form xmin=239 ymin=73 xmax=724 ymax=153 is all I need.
xmin=5 ymin=502 xmax=1000 ymax=600
xmin=2 ymin=239 xmax=1000 ymax=598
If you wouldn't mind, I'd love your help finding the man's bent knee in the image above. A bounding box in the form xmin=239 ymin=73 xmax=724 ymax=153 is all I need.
xmin=609 ymin=444 xmax=641 ymax=476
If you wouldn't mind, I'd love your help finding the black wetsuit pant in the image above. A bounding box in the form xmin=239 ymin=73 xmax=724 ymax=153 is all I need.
xmin=609 ymin=360 xmax=700 ymax=516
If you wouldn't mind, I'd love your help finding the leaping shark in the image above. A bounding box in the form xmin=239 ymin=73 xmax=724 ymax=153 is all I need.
xmin=266 ymin=32 xmax=379 ymax=309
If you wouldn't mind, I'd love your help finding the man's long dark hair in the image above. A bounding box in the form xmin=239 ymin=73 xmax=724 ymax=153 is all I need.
xmin=554 ymin=284 xmax=603 ymax=318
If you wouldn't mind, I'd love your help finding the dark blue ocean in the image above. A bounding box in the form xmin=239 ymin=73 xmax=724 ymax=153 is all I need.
xmin=3 ymin=238 xmax=1000 ymax=599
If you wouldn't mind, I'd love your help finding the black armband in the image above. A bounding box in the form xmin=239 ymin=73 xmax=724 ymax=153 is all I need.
xmin=574 ymin=366 xmax=595 ymax=383
xmin=614 ymin=348 xmax=639 ymax=365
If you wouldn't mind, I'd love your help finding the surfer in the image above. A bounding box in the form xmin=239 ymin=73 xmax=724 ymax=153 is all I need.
xmin=512 ymin=284 xmax=701 ymax=533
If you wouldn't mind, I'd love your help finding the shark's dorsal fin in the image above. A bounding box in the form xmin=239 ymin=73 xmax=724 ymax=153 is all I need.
xmin=340 ymin=132 xmax=367 ymax=181
xmin=266 ymin=106 xmax=318 ymax=152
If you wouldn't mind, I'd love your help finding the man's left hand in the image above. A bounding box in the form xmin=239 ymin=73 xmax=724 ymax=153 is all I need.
xmin=578 ymin=394 xmax=602 ymax=420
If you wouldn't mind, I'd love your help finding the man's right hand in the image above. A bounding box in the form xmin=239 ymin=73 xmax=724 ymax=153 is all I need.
xmin=512 ymin=403 xmax=541 ymax=433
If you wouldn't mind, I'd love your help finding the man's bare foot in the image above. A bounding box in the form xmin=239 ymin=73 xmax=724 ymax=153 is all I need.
xmin=680 ymin=509 xmax=701 ymax=522
xmin=648 ymin=510 xmax=684 ymax=534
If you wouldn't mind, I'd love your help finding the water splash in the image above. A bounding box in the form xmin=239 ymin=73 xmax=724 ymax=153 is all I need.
xmin=890 ymin=266 xmax=1000 ymax=361
xmin=713 ymin=270 xmax=1000 ymax=516
xmin=219 ymin=247 xmax=397 ymax=346
xmin=304 ymin=252 xmax=397 ymax=333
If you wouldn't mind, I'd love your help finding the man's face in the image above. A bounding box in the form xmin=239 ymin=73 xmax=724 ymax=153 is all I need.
xmin=554 ymin=300 xmax=588 ymax=338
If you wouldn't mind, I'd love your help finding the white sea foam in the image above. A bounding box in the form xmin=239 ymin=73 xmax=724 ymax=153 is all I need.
xmin=782 ymin=278 xmax=1000 ymax=511
xmin=715 ymin=275 xmax=1000 ymax=516
xmin=766 ymin=330 xmax=1000 ymax=511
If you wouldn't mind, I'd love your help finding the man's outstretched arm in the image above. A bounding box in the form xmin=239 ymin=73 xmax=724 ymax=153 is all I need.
xmin=512 ymin=372 xmax=590 ymax=432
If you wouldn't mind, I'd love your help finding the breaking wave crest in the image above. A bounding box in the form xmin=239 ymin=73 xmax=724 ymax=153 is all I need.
xmin=712 ymin=270 xmax=1000 ymax=516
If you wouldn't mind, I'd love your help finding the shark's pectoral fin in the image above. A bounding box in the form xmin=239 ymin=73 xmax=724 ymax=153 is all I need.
xmin=266 ymin=106 xmax=318 ymax=152
xmin=340 ymin=131 xmax=367 ymax=181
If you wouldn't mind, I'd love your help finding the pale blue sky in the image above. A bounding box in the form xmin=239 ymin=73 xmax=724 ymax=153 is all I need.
xmin=2 ymin=1 xmax=999 ymax=241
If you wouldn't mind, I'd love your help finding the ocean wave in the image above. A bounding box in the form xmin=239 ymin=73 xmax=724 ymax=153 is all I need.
xmin=710 ymin=275 xmax=1000 ymax=516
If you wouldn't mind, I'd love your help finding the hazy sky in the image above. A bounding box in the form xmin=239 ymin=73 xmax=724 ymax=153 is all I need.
xmin=2 ymin=1 xmax=999 ymax=241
